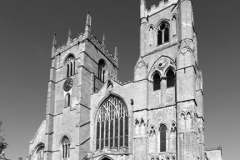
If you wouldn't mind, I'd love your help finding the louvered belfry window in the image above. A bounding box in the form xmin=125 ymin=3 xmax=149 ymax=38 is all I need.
xmin=96 ymin=95 xmax=129 ymax=150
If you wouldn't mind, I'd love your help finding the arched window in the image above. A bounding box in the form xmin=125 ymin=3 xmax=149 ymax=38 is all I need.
xmin=153 ymin=73 xmax=161 ymax=91
xmin=160 ymin=124 xmax=167 ymax=152
xmin=65 ymin=55 xmax=75 ymax=77
xmin=65 ymin=93 xmax=70 ymax=107
xmin=157 ymin=22 xmax=170 ymax=45
xmin=96 ymin=95 xmax=128 ymax=150
xmin=62 ymin=136 xmax=70 ymax=159
xmin=167 ymin=69 xmax=175 ymax=88
xmin=172 ymin=15 xmax=177 ymax=37
xmin=149 ymin=26 xmax=154 ymax=47
xmin=98 ymin=59 xmax=106 ymax=82
xmin=36 ymin=146 xmax=44 ymax=160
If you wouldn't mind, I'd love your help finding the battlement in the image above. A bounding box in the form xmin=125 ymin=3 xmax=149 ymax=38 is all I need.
xmin=51 ymin=33 xmax=117 ymax=66
xmin=89 ymin=35 xmax=117 ymax=66
xmin=144 ymin=0 xmax=178 ymax=17
xmin=52 ymin=33 xmax=85 ymax=57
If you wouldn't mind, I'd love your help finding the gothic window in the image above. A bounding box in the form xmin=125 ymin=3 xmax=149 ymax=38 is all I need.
xmin=62 ymin=136 xmax=70 ymax=159
xmin=149 ymin=26 xmax=154 ymax=47
xmin=172 ymin=15 xmax=177 ymax=37
xmin=65 ymin=55 xmax=75 ymax=78
xmin=153 ymin=73 xmax=161 ymax=91
xmin=36 ymin=146 xmax=44 ymax=160
xmin=167 ymin=69 xmax=175 ymax=88
xmin=157 ymin=22 xmax=170 ymax=46
xmin=65 ymin=93 xmax=70 ymax=107
xmin=96 ymin=95 xmax=128 ymax=150
xmin=98 ymin=59 xmax=106 ymax=82
xmin=160 ymin=124 xmax=167 ymax=152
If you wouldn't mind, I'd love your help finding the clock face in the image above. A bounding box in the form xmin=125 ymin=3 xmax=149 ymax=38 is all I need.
xmin=63 ymin=78 xmax=73 ymax=92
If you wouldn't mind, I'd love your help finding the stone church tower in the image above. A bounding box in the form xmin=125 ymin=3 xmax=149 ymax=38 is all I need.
xmin=28 ymin=0 xmax=222 ymax=160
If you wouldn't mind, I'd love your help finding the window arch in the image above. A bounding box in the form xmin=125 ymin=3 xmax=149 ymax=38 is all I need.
xmin=98 ymin=59 xmax=106 ymax=82
xmin=157 ymin=21 xmax=170 ymax=46
xmin=65 ymin=55 xmax=75 ymax=77
xmin=96 ymin=95 xmax=128 ymax=150
xmin=36 ymin=145 xmax=44 ymax=160
xmin=159 ymin=124 xmax=167 ymax=152
xmin=62 ymin=136 xmax=70 ymax=159
xmin=148 ymin=26 xmax=154 ymax=47
xmin=167 ymin=69 xmax=175 ymax=88
xmin=65 ymin=93 xmax=70 ymax=108
xmin=153 ymin=73 xmax=161 ymax=91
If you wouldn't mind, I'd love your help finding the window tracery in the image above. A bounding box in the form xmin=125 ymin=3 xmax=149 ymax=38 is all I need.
xmin=65 ymin=55 xmax=75 ymax=78
xmin=157 ymin=22 xmax=170 ymax=46
xmin=96 ymin=95 xmax=128 ymax=150
xmin=62 ymin=136 xmax=70 ymax=159
xmin=36 ymin=145 xmax=44 ymax=160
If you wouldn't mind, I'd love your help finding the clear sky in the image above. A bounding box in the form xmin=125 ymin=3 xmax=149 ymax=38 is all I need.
xmin=0 ymin=0 xmax=239 ymax=159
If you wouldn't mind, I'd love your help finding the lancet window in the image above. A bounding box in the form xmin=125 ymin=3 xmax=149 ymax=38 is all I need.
xmin=153 ymin=73 xmax=161 ymax=91
xmin=166 ymin=69 xmax=175 ymax=88
xmin=36 ymin=145 xmax=44 ymax=160
xmin=65 ymin=55 xmax=75 ymax=77
xmin=96 ymin=95 xmax=129 ymax=150
xmin=160 ymin=124 xmax=167 ymax=152
xmin=157 ymin=22 xmax=170 ymax=46
xmin=62 ymin=136 xmax=70 ymax=159
xmin=65 ymin=93 xmax=70 ymax=108
xmin=98 ymin=59 xmax=106 ymax=82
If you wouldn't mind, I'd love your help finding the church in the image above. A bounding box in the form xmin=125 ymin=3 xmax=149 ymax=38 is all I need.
xmin=28 ymin=0 xmax=222 ymax=160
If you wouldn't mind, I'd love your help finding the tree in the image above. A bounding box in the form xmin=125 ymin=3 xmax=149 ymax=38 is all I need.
xmin=0 ymin=120 xmax=7 ymax=154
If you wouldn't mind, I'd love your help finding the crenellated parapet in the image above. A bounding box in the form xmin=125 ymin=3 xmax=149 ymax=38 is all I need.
xmin=52 ymin=33 xmax=86 ymax=57
xmin=141 ymin=0 xmax=178 ymax=18
xmin=89 ymin=35 xmax=118 ymax=66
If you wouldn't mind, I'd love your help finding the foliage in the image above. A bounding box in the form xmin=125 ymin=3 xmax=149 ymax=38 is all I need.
xmin=0 ymin=120 xmax=7 ymax=154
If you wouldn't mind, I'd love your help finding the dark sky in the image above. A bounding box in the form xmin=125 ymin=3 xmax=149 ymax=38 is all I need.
xmin=0 ymin=0 xmax=239 ymax=159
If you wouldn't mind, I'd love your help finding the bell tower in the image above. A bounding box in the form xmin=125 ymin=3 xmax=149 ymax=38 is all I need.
xmin=44 ymin=12 xmax=119 ymax=160
xmin=135 ymin=0 xmax=204 ymax=160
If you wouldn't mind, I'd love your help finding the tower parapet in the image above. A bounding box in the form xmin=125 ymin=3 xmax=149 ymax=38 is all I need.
xmin=145 ymin=0 xmax=178 ymax=17
xmin=51 ymin=12 xmax=118 ymax=67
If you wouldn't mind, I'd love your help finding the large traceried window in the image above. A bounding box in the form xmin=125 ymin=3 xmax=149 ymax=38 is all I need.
xmin=160 ymin=124 xmax=167 ymax=152
xmin=157 ymin=22 xmax=170 ymax=46
xmin=65 ymin=55 xmax=75 ymax=78
xmin=96 ymin=95 xmax=129 ymax=150
xmin=62 ymin=136 xmax=70 ymax=159
xmin=36 ymin=145 xmax=44 ymax=160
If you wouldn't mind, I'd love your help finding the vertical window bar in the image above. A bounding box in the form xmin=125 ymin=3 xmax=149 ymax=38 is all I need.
xmin=101 ymin=121 xmax=104 ymax=150
xmin=105 ymin=119 xmax=109 ymax=147
xmin=96 ymin=121 xmax=100 ymax=150
xmin=114 ymin=116 xmax=118 ymax=149
xmin=125 ymin=114 xmax=129 ymax=147
xmin=120 ymin=117 xmax=124 ymax=147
